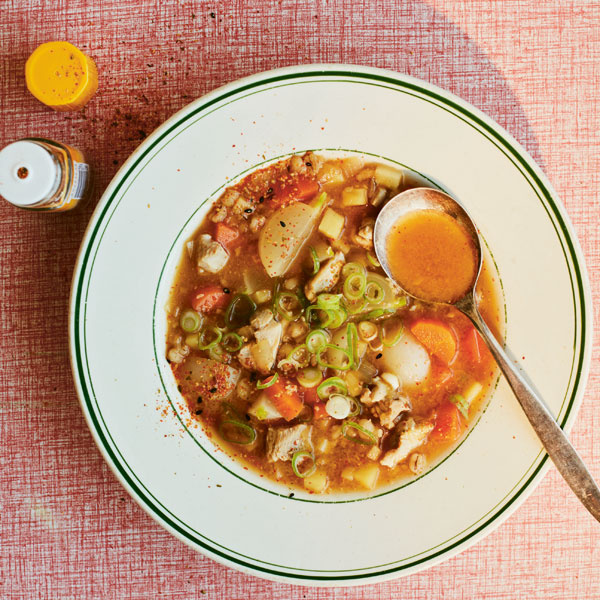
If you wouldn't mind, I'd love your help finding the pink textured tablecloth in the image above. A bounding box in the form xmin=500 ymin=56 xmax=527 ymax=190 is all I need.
xmin=1 ymin=1 xmax=598 ymax=597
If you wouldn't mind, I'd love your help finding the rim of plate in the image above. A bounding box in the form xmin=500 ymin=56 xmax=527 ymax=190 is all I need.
xmin=68 ymin=64 xmax=593 ymax=585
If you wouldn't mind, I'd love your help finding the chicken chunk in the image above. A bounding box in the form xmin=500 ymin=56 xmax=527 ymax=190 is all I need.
xmin=266 ymin=424 xmax=313 ymax=462
xmin=251 ymin=320 xmax=283 ymax=374
xmin=250 ymin=308 xmax=274 ymax=330
xmin=238 ymin=343 xmax=257 ymax=370
xmin=380 ymin=419 xmax=434 ymax=468
xmin=373 ymin=396 xmax=411 ymax=429
xmin=304 ymin=251 xmax=345 ymax=301
xmin=353 ymin=217 xmax=374 ymax=250
xmin=196 ymin=234 xmax=229 ymax=274
xmin=359 ymin=374 xmax=400 ymax=407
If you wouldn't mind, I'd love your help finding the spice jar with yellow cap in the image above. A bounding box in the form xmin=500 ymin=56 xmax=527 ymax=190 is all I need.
xmin=26 ymin=41 xmax=98 ymax=111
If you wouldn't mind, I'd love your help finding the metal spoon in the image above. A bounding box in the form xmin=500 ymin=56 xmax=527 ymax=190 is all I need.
xmin=373 ymin=186 xmax=600 ymax=522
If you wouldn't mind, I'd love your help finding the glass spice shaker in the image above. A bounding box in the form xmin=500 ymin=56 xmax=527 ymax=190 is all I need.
xmin=0 ymin=137 xmax=91 ymax=211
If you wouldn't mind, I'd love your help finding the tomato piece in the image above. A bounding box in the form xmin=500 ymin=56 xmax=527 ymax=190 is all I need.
xmin=213 ymin=222 xmax=240 ymax=249
xmin=265 ymin=378 xmax=304 ymax=421
xmin=273 ymin=175 xmax=320 ymax=205
xmin=410 ymin=319 xmax=457 ymax=365
xmin=312 ymin=402 xmax=329 ymax=420
xmin=431 ymin=401 xmax=463 ymax=442
xmin=190 ymin=285 xmax=230 ymax=314
xmin=462 ymin=326 xmax=491 ymax=364
xmin=301 ymin=386 xmax=319 ymax=405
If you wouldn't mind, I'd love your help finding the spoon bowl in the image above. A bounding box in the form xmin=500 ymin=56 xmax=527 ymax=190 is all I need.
xmin=373 ymin=186 xmax=600 ymax=522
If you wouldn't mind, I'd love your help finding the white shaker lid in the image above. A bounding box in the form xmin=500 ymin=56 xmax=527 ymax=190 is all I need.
xmin=0 ymin=140 xmax=60 ymax=207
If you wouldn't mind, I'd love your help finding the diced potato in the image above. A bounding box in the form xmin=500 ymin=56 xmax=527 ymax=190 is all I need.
xmin=356 ymin=167 xmax=375 ymax=181
xmin=340 ymin=156 xmax=365 ymax=178
xmin=311 ymin=239 xmax=334 ymax=262
xmin=374 ymin=164 xmax=403 ymax=189
xmin=252 ymin=289 xmax=272 ymax=304
xmin=303 ymin=470 xmax=329 ymax=493
xmin=341 ymin=466 xmax=355 ymax=481
xmin=247 ymin=393 xmax=282 ymax=421
xmin=342 ymin=186 xmax=368 ymax=207
xmin=463 ymin=381 xmax=483 ymax=404
xmin=185 ymin=333 xmax=199 ymax=348
xmin=353 ymin=463 xmax=380 ymax=490
xmin=316 ymin=437 xmax=330 ymax=454
xmin=317 ymin=163 xmax=345 ymax=186
xmin=318 ymin=208 xmax=345 ymax=240
xmin=345 ymin=371 xmax=363 ymax=397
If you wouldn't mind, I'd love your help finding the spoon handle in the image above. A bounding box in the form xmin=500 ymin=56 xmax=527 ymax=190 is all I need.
xmin=461 ymin=301 xmax=600 ymax=523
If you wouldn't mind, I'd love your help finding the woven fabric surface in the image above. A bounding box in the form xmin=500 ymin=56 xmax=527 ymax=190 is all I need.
xmin=1 ymin=1 xmax=599 ymax=598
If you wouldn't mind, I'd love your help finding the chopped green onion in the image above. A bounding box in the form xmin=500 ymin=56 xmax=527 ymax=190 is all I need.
xmin=287 ymin=344 xmax=310 ymax=368
xmin=277 ymin=292 xmax=303 ymax=320
xmin=361 ymin=308 xmax=395 ymax=320
xmin=305 ymin=304 xmax=321 ymax=324
xmin=342 ymin=262 xmax=366 ymax=278
xmin=291 ymin=450 xmax=317 ymax=478
xmin=221 ymin=332 xmax=243 ymax=352
xmin=364 ymin=281 xmax=385 ymax=304
xmin=256 ymin=373 xmax=279 ymax=389
xmin=219 ymin=419 xmax=257 ymax=445
xmin=345 ymin=298 xmax=369 ymax=315
xmin=357 ymin=321 xmax=378 ymax=342
xmin=309 ymin=246 xmax=320 ymax=275
xmin=221 ymin=401 xmax=243 ymax=421
xmin=394 ymin=296 xmax=408 ymax=308
xmin=296 ymin=404 xmax=314 ymax=423
xmin=305 ymin=329 xmax=330 ymax=353
xmin=297 ymin=367 xmax=323 ymax=388
xmin=208 ymin=344 xmax=228 ymax=362
xmin=317 ymin=293 xmax=342 ymax=309
xmin=312 ymin=191 xmax=328 ymax=209
xmin=180 ymin=309 xmax=202 ymax=333
xmin=341 ymin=421 xmax=377 ymax=445
xmin=450 ymin=393 xmax=470 ymax=418
xmin=225 ymin=294 xmax=256 ymax=329
xmin=343 ymin=271 xmax=367 ymax=301
xmin=348 ymin=397 xmax=362 ymax=417
xmin=381 ymin=322 xmax=405 ymax=347
xmin=317 ymin=376 xmax=348 ymax=399
xmin=198 ymin=326 xmax=223 ymax=350
xmin=316 ymin=344 xmax=352 ymax=371
xmin=366 ymin=252 xmax=380 ymax=268
xmin=326 ymin=306 xmax=347 ymax=329
xmin=346 ymin=322 xmax=359 ymax=367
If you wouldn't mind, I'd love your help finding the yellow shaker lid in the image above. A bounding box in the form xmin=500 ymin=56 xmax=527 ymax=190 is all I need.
xmin=25 ymin=41 xmax=98 ymax=111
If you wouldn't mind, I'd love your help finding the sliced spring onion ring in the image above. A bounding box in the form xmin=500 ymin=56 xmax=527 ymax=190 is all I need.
xmin=180 ymin=309 xmax=202 ymax=333
xmin=345 ymin=298 xmax=369 ymax=315
xmin=219 ymin=419 xmax=257 ymax=445
xmin=256 ymin=373 xmax=279 ymax=389
xmin=287 ymin=344 xmax=310 ymax=368
xmin=277 ymin=292 xmax=303 ymax=320
xmin=357 ymin=320 xmax=378 ymax=342
xmin=208 ymin=344 xmax=228 ymax=362
xmin=346 ymin=322 xmax=359 ymax=367
xmin=291 ymin=450 xmax=317 ymax=478
xmin=341 ymin=421 xmax=377 ymax=445
xmin=309 ymin=246 xmax=320 ymax=275
xmin=366 ymin=252 xmax=380 ymax=267
xmin=317 ymin=376 xmax=348 ymax=399
xmin=316 ymin=293 xmax=342 ymax=309
xmin=381 ymin=322 xmax=405 ymax=347
xmin=221 ymin=332 xmax=243 ymax=352
xmin=221 ymin=401 xmax=243 ymax=421
xmin=197 ymin=326 xmax=223 ymax=350
xmin=343 ymin=271 xmax=367 ymax=301
xmin=342 ymin=262 xmax=365 ymax=278
xmin=305 ymin=329 xmax=330 ymax=353
xmin=225 ymin=293 xmax=256 ymax=329
xmin=326 ymin=306 xmax=348 ymax=329
xmin=364 ymin=281 xmax=385 ymax=303
xmin=348 ymin=397 xmax=362 ymax=417
xmin=316 ymin=344 xmax=352 ymax=370
xmin=297 ymin=367 xmax=323 ymax=388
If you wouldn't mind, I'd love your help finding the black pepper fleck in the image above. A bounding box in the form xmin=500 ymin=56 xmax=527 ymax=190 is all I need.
xmin=197 ymin=396 xmax=203 ymax=403
xmin=195 ymin=409 xmax=203 ymax=415
xmin=244 ymin=208 xmax=253 ymax=214
xmin=305 ymin=161 xmax=312 ymax=167
xmin=280 ymin=221 xmax=286 ymax=227
xmin=376 ymin=353 xmax=383 ymax=359
xmin=223 ymin=288 xmax=230 ymax=294
xmin=177 ymin=384 xmax=182 ymax=392
xmin=289 ymin=492 xmax=295 ymax=498
xmin=210 ymin=387 xmax=217 ymax=393
xmin=259 ymin=196 xmax=264 ymax=203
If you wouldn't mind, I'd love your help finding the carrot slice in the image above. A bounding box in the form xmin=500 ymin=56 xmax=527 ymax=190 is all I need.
xmin=410 ymin=319 xmax=457 ymax=365
xmin=273 ymin=175 xmax=320 ymax=204
xmin=430 ymin=401 xmax=463 ymax=442
xmin=265 ymin=378 xmax=304 ymax=421
xmin=191 ymin=285 xmax=230 ymax=314
xmin=213 ymin=222 xmax=240 ymax=249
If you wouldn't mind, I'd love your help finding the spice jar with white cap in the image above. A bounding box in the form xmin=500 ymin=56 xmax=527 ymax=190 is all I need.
xmin=0 ymin=137 xmax=91 ymax=211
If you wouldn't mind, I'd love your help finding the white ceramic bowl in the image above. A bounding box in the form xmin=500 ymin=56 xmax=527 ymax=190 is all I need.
xmin=69 ymin=65 xmax=592 ymax=585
